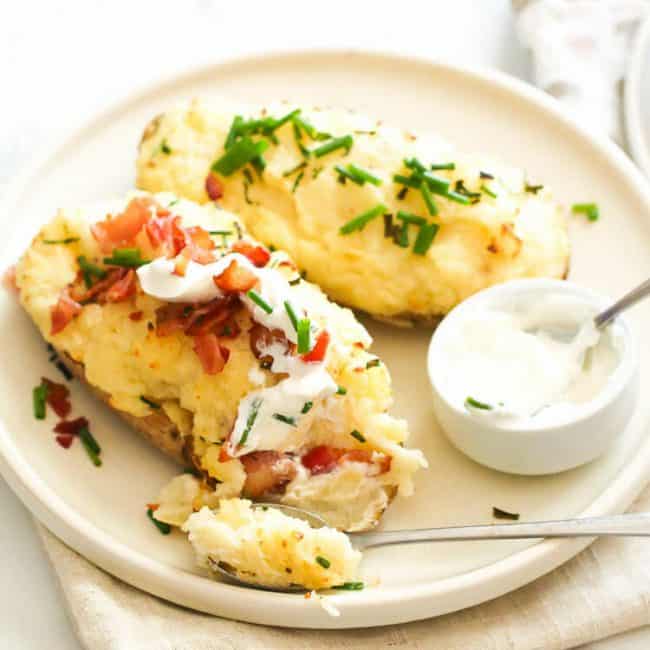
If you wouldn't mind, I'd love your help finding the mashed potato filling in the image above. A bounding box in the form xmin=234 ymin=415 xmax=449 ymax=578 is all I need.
xmin=136 ymin=100 xmax=570 ymax=322
xmin=16 ymin=192 xmax=425 ymax=531
xmin=183 ymin=499 xmax=362 ymax=590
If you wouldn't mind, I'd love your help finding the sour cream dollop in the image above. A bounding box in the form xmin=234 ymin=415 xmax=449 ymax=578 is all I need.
xmin=137 ymin=251 xmax=339 ymax=455
xmin=437 ymin=294 xmax=622 ymax=424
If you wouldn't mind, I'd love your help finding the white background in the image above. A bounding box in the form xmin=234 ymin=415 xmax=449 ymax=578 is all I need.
xmin=0 ymin=1 xmax=647 ymax=647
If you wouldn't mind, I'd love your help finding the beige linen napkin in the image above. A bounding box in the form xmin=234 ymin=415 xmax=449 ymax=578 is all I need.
xmin=36 ymin=482 xmax=650 ymax=650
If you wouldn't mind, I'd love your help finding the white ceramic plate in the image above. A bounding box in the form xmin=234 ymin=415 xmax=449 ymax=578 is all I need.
xmin=2 ymin=50 xmax=650 ymax=630
xmin=626 ymin=16 xmax=650 ymax=178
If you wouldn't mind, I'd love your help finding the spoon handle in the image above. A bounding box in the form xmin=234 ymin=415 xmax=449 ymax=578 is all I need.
xmin=351 ymin=513 xmax=650 ymax=549
xmin=594 ymin=278 xmax=650 ymax=328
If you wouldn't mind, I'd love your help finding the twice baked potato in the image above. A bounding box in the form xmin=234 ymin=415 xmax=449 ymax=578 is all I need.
xmin=16 ymin=191 xmax=425 ymax=531
xmin=136 ymin=99 xmax=570 ymax=324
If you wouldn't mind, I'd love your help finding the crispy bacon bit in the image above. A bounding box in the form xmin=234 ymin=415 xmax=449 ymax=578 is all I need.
xmin=50 ymin=290 xmax=82 ymax=335
xmin=240 ymin=451 xmax=297 ymax=498
xmin=301 ymin=330 xmax=330 ymax=363
xmin=42 ymin=378 xmax=71 ymax=419
xmin=173 ymin=248 xmax=191 ymax=277
xmin=219 ymin=445 xmax=234 ymax=463
xmin=248 ymin=323 xmax=292 ymax=363
xmin=205 ymin=173 xmax=224 ymax=201
xmin=55 ymin=434 xmax=74 ymax=449
xmin=214 ymin=260 xmax=258 ymax=293
xmin=91 ymin=197 xmax=156 ymax=253
xmin=231 ymin=240 xmax=271 ymax=268
xmin=105 ymin=269 xmax=136 ymax=303
xmin=53 ymin=416 xmax=89 ymax=435
xmin=146 ymin=503 xmax=160 ymax=511
xmin=2 ymin=265 xmax=18 ymax=293
xmin=192 ymin=333 xmax=230 ymax=375
xmin=186 ymin=226 xmax=216 ymax=252
xmin=301 ymin=446 xmax=344 ymax=475
xmin=129 ymin=310 xmax=144 ymax=321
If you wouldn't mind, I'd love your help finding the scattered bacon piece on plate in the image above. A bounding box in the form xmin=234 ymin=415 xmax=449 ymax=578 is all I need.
xmin=42 ymin=378 xmax=72 ymax=419
xmin=55 ymin=434 xmax=74 ymax=449
xmin=53 ymin=416 xmax=89 ymax=435
xmin=231 ymin=240 xmax=271 ymax=267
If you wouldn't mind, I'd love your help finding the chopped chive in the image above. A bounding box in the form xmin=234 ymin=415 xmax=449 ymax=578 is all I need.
xmin=316 ymin=556 xmax=331 ymax=569
xmin=383 ymin=213 xmax=394 ymax=237
xmin=224 ymin=115 xmax=244 ymax=149
xmin=289 ymin=276 xmax=302 ymax=286
xmin=347 ymin=164 xmax=382 ymax=186
xmin=396 ymin=210 xmax=426 ymax=225
xmin=480 ymin=171 xmax=494 ymax=179
xmin=313 ymin=135 xmax=353 ymax=158
xmin=55 ymin=361 xmax=73 ymax=382
xmin=332 ymin=581 xmax=364 ymax=591
xmin=297 ymin=319 xmax=311 ymax=354
xmin=267 ymin=108 xmax=301 ymax=133
xmin=251 ymin=152 xmax=267 ymax=175
xmin=291 ymin=170 xmax=305 ymax=193
xmin=336 ymin=385 xmax=347 ymax=395
xmin=246 ymin=290 xmax=273 ymax=314
xmin=339 ymin=203 xmax=387 ymax=235
xmin=212 ymin=137 xmax=269 ymax=176
xmin=422 ymin=172 xmax=451 ymax=195
xmin=454 ymin=180 xmax=481 ymax=202
xmin=147 ymin=508 xmax=171 ymax=535
xmin=334 ymin=164 xmax=364 ymax=185
xmin=465 ymin=396 xmax=493 ymax=411
xmin=525 ymin=183 xmax=543 ymax=194
xmin=239 ymin=398 xmax=262 ymax=446
xmin=572 ymin=202 xmax=599 ymax=222
xmin=272 ymin=413 xmax=297 ymax=426
xmin=242 ymin=168 xmax=255 ymax=185
xmin=493 ymin=506 xmax=520 ymax=521
xmin=443 ymin=190 xmax=472 ymax=205
xmin=103 ymin=248 xmax=147 ymax=268
xmin=283 ymin=301 xmax=299 ymax=331
xmin=396 ymin=186 xmax=409 ymax=200
xmin=394 ymin=223 xmax=409 ymax=248
xmin=208 ymin=230 xmax=233 ymax=236
xmin=404 ymin=157 xmax=427 ymax=174
xmin=79 ymin=426 xmax=102 ymax=467
xmin=43 ymin=237 xmax=80 ymax=245
xmin=33 ymin=382 xmax=48 ymax=419
xmin=301 ymin=401 xmax=313 ymax=414
xmin=481 ymin=184 xmax=497 ymax=199
xmin=365 ymin=359 xmax=381 ymax=369
xmin=350 ymin=429 xmax=366 ymax=443
xmin=413 ymin=223 xmax=440 ymax=256
xmin=393 ymin=173 xmax=421 ymax=189
xmin=420 ymin=182 xmax=438 ymax=216
xmin=282 ymin=161 xmax=307 ymax=177
xmin=140 ymin=396 xmax=160 ymax=409
xmin=77 ymin=255 xmax=107 ymax=287
xmin=311 ymin=166 xmax=324 ymax=179
xmin=160 ymin=138 xmax=172 ymax=155
xmin=431 ymin=162 xmax=456 ymax=171
xmin=243 ymin=179 xmax=254 ymax=205
xmin=183 ymin=467 xmax=202 ymax=477
xmin=293 ymin=115 xmax=330 ymax=141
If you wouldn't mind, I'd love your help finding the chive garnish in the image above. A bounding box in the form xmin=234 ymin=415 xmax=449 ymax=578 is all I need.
xmin=336 ymin=163 xmax=382 ymax=186
xmin=43 ymin=237 xmax=80 ymax=245
xmin=147 ymin=508 xmax=171 ymax=535
xmin=284 ymin=301 xmax=299 ymax=331
xmin=493 ymin=506 xmax=520 ymax=521
xmin=413 ymin=223 xmax=439 ymax=256
xmin=247 ymin=290 xmax=273 ymax=314
xmin=224 ymin=115 xmax=244 ymax=149
xmin=572 ymin=202 xmax=599 ymax=222
xmin=291 ymin=170 xmax=304 ymax=193
xmin=33 ymin=382 xmax=48 ymax=419
xmin=312 ymin=166 xmax=324 ymax=179
xmin=396 ymin=186 xmax=409 ymax=200
xmin=316 ymin=556 xmax=331 ymax=569
xmin=339 ymin=203 xmax=387 ymax=235
xmin=404 ymin=157 xmax=427 ymax=174
xmin=103 ymin=248 xmax=147 ymax=268
xmin=79 ymin=426 xmax=102 ymax=467
xmin=283 ymin=161 xmax=307 ymax=177
xmin=301 ymin=401 xmax=313 ymax=414
xmin=239 ymin=398 xmax=262 ymax=446
xmin=350 ymin=429 xmax=366 ymax=443
xmin=394 ymin=223 xmax=409 ymax=248
xmin=272 ymin=413 xmax=297 ymax=427
xmin=212 ymin=137 xmax=269 ymax=176
xmin=293 ymin=115 xmax=330 ymax=141
xmin=481 ymin=184 xmax=497 ymax=199
xmin=383 ymin=213 xmax=394 ymax=237
xmin=431 ymin=162 xmax=456 ymax=171
xmin=396 ymin=210 xmax=426 ymax=226
xmin=336 ymin=385 xmax=347 ymax=395
xmin=267 ymin=108 xmax=301 ymax=133
xmin=77 ymin=255 xmax=107 ymax=287
xmin=208 ymin=230 xmax=233 ymax=236
xmin=366 ymin=359 xmax=381 ymax=369
xmin=313 ymin=135 xmax=353 ymax=158
xmin=480 ymin=171 xmax=494 ymax=179
xmin=160 ymin=139 xmax=172 ymax=155
xmin=454 ymin=180 xmax=481 ymax=202
xmin=422 ymin=172 xmax=451 ymax=195
xmin=297 ymin=319 xmax=311 ymax=354
xmin=140 ymin=396 xmax=161 ymax=409
xmin=55 ymin=361 xmax=73 ymax=382
xmin=332 ymin=582 xmax=364 ymax=591
xmin=393 ymin=173 xmax=421 ymax=189
xmin=465 ymin=396 xmax=493 ymax=411
xmin=443 ymin=190 xmax=472 ymax=205
xmin=525 ymin=183 xmax=543 ymax=194
xmin=420 ymin=181 xmax=438 ymax=216
xmin=289 ymin=277 xmax=301 ymax=286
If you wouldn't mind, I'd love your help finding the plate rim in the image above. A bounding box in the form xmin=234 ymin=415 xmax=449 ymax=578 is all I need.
xmin=2 ymin=47 xmax=650 ymax=628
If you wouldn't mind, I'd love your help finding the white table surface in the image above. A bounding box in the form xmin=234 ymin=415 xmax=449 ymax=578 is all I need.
xmin=0 ymin=1 xmax=647 ymax=647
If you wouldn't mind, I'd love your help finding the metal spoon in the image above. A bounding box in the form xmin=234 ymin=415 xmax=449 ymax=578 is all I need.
xmin=594 ymin=277 xmax=650 ymax=329
xmin=210 ymin=503 xmax=650 ymax=592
